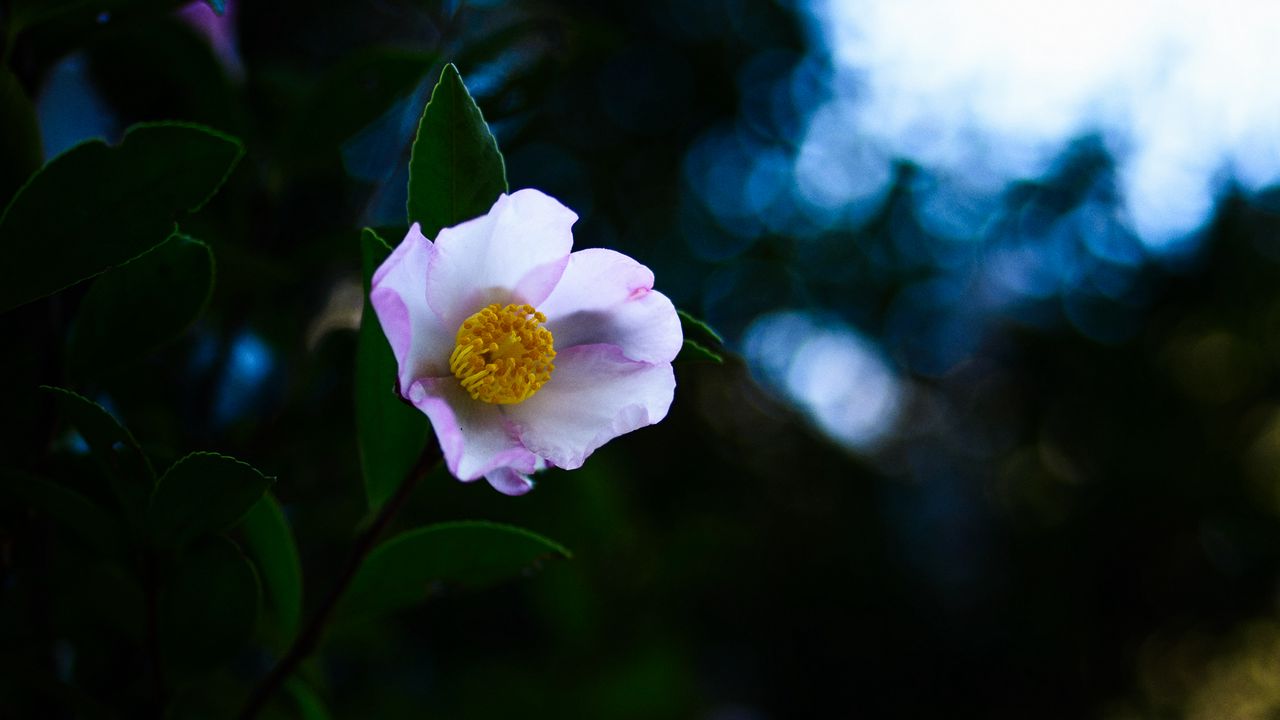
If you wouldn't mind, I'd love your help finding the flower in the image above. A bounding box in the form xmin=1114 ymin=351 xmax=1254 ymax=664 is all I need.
xmin=370 ymin=189 xmax=682 ymax=495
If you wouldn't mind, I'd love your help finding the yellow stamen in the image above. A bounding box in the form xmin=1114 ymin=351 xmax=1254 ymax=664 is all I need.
xmin=449 ymin=303 xmax=555 ymax=404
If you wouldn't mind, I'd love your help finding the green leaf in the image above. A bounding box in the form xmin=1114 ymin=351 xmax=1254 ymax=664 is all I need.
xmin=205 ymin=0 xmax=225 ymax=13
xmin=339 ymin=521 xmax=571 ymax=624
xmin=160 ymin=534 xmax=260 ymax=672
xmin=0 ymin=122 xmax=242 ymax=313
xmin=676 ymin=338 xmax=724 ymax=364
xmin=149 ymin=452 xmax=273 ymax=549
xmin=677 ymin=309 xmax=723 ymax=344
xmin=356 ymin=228 xmax=430 ymax=509
xmin=676 ymin=309 xmax=726 ymax=364
xmin=0 ymin=470 xmax=123 ymax=558
xmin=67 ymin=233 xmax=214 ymax=380
xmin=238 ymin=494 xmax=302 ymax=651
xmin=40 ymin=385 xmax=154 ymax=525
xmin=406 ymin=63 xmax=508 ymax=238
xmin=0 ymin=69 xmax=41 ymax=209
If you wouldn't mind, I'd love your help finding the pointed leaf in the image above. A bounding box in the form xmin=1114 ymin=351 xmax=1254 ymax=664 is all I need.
xmin=406 ymin=63 xmax=508 ymax=238
xmin=676 ymin=309 xmax=726 ymax=364
xmin=149 ymin=452 xmax=273 ymax=549
xmin=238 ymin=494 xmax=302 ymax=650
xmin=160 ymin=534 xmax=260 ymax=672
xmin=68 ymin=233 xmax=214 ymax=380
xmin=677 ymin=309 xmax=723 ymax=344
xmin=339 ymin=521 xmax=571 ymax=624
xmin=41 ymin=385 xmax=154 ymax=524
xmin=356 ymin=228 xmax=429 ymax=508
xmin=676 ymin=338 xmax=724 ymax=364
xmin=0 ymin=121 xmax=242 ymax=313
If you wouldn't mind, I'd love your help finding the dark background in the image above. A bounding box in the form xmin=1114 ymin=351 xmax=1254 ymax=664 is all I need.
xmin=5 ymin=1 xmax=1280 ymax=718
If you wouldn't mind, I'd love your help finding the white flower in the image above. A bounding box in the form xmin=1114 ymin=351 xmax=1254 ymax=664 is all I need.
xmin=371 ymin=189 xmax=682 ymax=495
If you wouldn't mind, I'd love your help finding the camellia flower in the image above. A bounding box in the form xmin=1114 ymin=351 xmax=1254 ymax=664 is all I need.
xmin=370 ymin=189 xmax=682 ymax=495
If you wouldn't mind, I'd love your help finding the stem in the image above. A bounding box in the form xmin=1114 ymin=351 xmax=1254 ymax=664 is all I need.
xmin=236 ymin=448 xmax=438 ymax=720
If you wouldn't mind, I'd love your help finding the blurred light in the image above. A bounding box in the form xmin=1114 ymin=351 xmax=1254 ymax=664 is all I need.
xmin=1165 ymin=328 xmax=1260 ymax=405
xmin=743 ymin=311 xmax=903 ymax=451
xmin=213 ymin=331 xmax=275 ymax=426
xmin=35 ymin=53 xmax=118 ymax=158
xmin=1182 ymin=621 xmax=1280 ymax=720
xmin=793 ymin=100 xmax=892 ymax=225
xmin=683 ymin=127 xmax=768 ymax=245
xmin=910 ymin=173 xmax=1001 ymax=244
xmin=807 ymin=0 xmax=1280 ymax=250
xmin=1246 ymin=407 xmax=1280 ymax=514
xmin=306 ymin=278 xmax=364 ymax=350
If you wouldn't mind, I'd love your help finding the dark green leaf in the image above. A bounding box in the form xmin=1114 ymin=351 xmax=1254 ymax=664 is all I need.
xmin=339 ymin=521 xmax=571 ymax=624
xmin=205 ymin=0 xmax=225 ymax=13
xmin=0 ymin=121 xmax=242 ymax=313
xmin=406 ymin=63 xmax=508 ymax=237
xmin=40 ymin=385 xmax=154 ymax=525
xmin=68 ymin=233 xmax=214 ymax=380
xmin=0 ymin=470 xmax=123 ymax=558
xmin=0 ymin=69 xmax=41 ymax=209
xmin=677 ymin=309 xmax=724 ymax=344
xmin=677 ymin=338 xmax=725 ymax=364
xmin=676 ymin=310 xmax=726 ymax=364
xmin=356 ymin=228 xmax=430 ymax=509
xmin=238 ymin=494 xmax=302 ymax=651
xmin=160 ymin=534 xmax=260 ymax=672
xmin=149 ymin=452 xmax=273 ymax=548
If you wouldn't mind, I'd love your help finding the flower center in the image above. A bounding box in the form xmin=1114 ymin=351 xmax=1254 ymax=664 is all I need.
xmin=449 ymin=303 xmax=556 ymax=404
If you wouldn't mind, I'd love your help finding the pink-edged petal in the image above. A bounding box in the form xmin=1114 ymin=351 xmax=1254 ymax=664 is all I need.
xmin=406 ymin=378 xmax=541 ymax=481
xmin=538 ymin=248 xmax=683 ymax=363
xmin=484 ymin=467 xmax=535 ymax=496
xmin=504 ymin=344 xmax=676 ymax=470
xmin=370 ymin=223 xmax=455 ymax=387
xmin=427 ymin=189 xmax=577 ymax=329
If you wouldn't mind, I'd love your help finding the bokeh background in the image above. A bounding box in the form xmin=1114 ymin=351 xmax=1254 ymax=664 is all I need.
xmin=7 ymin=0 xmax=1280 ymax=717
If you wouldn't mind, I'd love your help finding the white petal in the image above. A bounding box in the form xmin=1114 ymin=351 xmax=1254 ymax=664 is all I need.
xmin=407 ymin=378 xmax=541 ymax=481
xmin=484 ymin=467 xmax=535 ymax=496
xmin=370 ymin=224 xmax=455 ymax=388
xmin=539 ymin=248 xmax=683 ymax=363
xmin=504 ymin=344 xmax=676 ymax=470
xmin=426 ymin=189 xmax=577 ymax=330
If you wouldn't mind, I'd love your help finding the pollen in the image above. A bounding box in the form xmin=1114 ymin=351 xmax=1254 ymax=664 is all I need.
xmin=449 ymin=303 xmax=556 ymax=404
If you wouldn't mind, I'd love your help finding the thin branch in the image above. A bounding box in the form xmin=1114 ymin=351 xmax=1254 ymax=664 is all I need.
xmin=236 ymin=447 xmax=439 ymax=719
